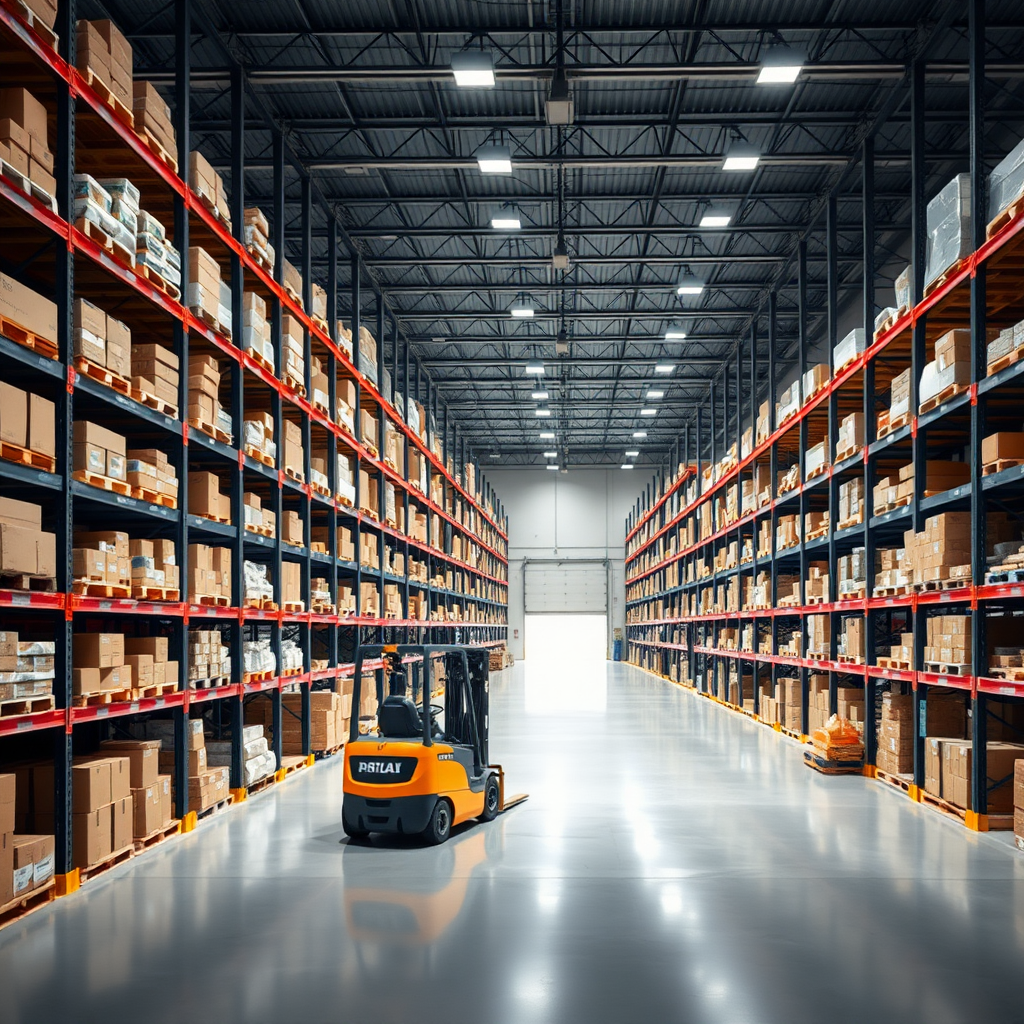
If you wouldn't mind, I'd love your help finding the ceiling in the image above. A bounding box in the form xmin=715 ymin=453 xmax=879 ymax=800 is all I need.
xmin=86 ymin=0 xmax=1024 ymax=469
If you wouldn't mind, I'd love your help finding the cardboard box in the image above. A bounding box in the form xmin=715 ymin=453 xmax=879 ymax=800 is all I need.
xmin=0 ymin=773 xmax=14 ymax=836
xmin=111 ymin=795 xmax=132 ymax=851
xmin=0 ymin=833 xmax=12 ymax=906
xmin=132 ymin=782 xmax=164 ymax=837
xmin=73 ymin=632 xmax=124 ymax=669
xmin=0 ymin=523 xmax=38 ymax=575
xmin=27 ymin=393 xmax=55 ymax=458
xmin=0 ymin=88 xmax=47 ymax=145
xmin=0 ymin=382 xmax=27 ymax=448
xmin=71 ymin=760 xmax=110 ymax=813
xmin=99 ymin=739 xmax=160 ymax=789
xmin=72 ymin=804 xmax=113 ymax=868
xmin=13 ymin=834 xmax=54 ymax=895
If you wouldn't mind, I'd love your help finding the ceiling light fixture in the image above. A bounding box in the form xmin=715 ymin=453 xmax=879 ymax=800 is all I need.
xmin=451 ymin=49 xmax=496 ymax=88
xmin=531 ymin=390 xmax=550 ymax=400
xmin=757 ymin=46 xmax=805 ymax=85
xmin=654 ymin=363 xmax=675 ymax=374
xmin=676 ymin=274 xmax=704 ymax=296
xmin=700 ymin=211 xmax=732 ymax=228
xmin=491 ymin=214 xmax=522 ymax=230
xmin=625 ymin=450 xmax=640 ymax=457
xmin=664 ymin=327 xmax=688 ymax=340
xmin=555 ymin=325 xmax=569 ymax=357
xmin=640 ymin=408 xmax=658 ymax=416
xmin=546 ymin=464 xmax=559 ymax=471
xmin=525 ymin=361 xmax=545 ymax=375
xmin=647 ymin=390 xmax=664 ymax=399
xmin=535 ymin=407 xmax=552 ymax=417
xmin=620 ymin=464 xmax=635 ymax=470
xmin=475 ymin=143 xmax=513 ymax=175
xmin=510 ymin=296 xmax=535 ymax=318
xmin=539 ymin=431 xmax=555 ymax=439
xmin=545 ymin=67 xmax=574 ymax=125
xmin=633 ymin=431 xmax=647 ymax=438
xmin=723 ymin=143 xmax=760 ymax=171
xmin=544 ymin=451 xmax=558 ymax=458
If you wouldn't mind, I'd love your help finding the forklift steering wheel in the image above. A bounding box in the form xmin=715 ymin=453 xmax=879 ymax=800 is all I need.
xmin=428 ymin=704 xmax=444 ymax=719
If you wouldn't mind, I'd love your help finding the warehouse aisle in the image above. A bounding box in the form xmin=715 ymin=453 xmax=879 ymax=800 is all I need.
xmin=2 ymin=662 xmax=1023 ymax=1024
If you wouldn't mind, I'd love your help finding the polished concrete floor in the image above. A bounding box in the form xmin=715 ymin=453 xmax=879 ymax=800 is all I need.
xmin=3 ymin=659 xmax=1024 ymax=1024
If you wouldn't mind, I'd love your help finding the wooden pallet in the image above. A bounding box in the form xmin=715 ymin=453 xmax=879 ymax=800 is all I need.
xmin=986 ymin=198 xmax=1024 ymax=240
xmin=986 ymin=568 xmax=1024 ymax=584
xmin=283 ymin=376 xmax=307 ymax=399
xmin=74 ymin=214 xmax=135 ymax=266
xmin=875 ymin=768 xmax=914 ymax=794
xmin=0 ymin=878 xmax=57 ymax=930
xmin=281 ymin=601 xmax=305 ymax=613
xmin=0 ymin=695 xmax=54 ymax=717
xmin=244 ymin=523 xmax=274 ymax=538
xmin=0 ymin=439 xmax=56 ymax=474
xmin=191 ymin=186 xmax=231 ymax=230
xmin=0 ymin=312 xmax=59 ymax=361
xmin=920 ymin=791 xmax=1014 ymax=830
xmin=187 ymin=417 xmax=232 ymax=446
xmin=803 ymin=750 xmax=864 ymax=775
xmin=242 ymin=670 xmax=273 ymax=684
xmin=0 ymin=572 xmax=56 ymax=593
xmin=191 ymin=676 xmax=230 ymax=689
xmin=79 ymin=843 xmax=134 ymax=883
xmin=311 ymin=316 xmax=330 ymax=336
xmin=360 ymin=506 xmax=379 ymax=521
xmin=80 ymin=66 xmax=134 ymax=128
xmin=311 ymin=601 xmax=336 ymax=615
xmin=919 ymin=381 xmax=968 ymax=415
xmin=72 ymin=579 xmax=132 ymax=598
xmin=129 ymin=385 xmax=179 ymax=419
xmin=189 ymin=594 xmax=230 ymax=608
xmin=195 ymin=794 xmax=234 ymax=820
xmin=283 ymin=284 xmax=303 ymax=310
xmin=983 ymin=458 xmax=1024 ymax=477
xmin=243 ymin=444 xmax=275 ymax=468
xmin=139 ymin=126 xmax=179 ymax=174
xmin=242 ymin=599 xmax=278 ymax=612
xmin=314 ymin=742 xmax=345 ymax=760
xmin=131 ymin=585 xmax=180 ymax=602
xmin=836 ymin=516 xmax=864 ymax=532
xmin=72 ymin=468 xmax=133 ymax=497
xmin=246 ymin=772 xmax=277 ymax=795
xmin=986 ymin=345 xmax=1024 ymax=377
xmin=916 ymin=577 xmax=969 ymax=593
xmin=986 ymin=667 xmax=1024 ymax=681
xmin=284 ymin=465 xmax=305 ymax=484
xmin=72 ymin=691 xmax=116 ymax=707
xmin=8 ymin=0 xmax=59 ymax=46
xmin=806 ymin=525 xmax=830 ymax=542
xmin=836 ymin=655 xmax=864 ymax=665
xmin=834 ymin=446 xmax=860 ymax=465
xmin=132 ymin=819 xmax=182 ymax=852
xmin=135 ymin=261 xmax=181 ymax=302
xmin=874 ymin=496 xmax=912 ymax=516
xmin=924 ymin=257 xmax=969 ymax=298
xmin=279 ymin=755 xmax=309 ymax=777
xmin=132 ymin=486 xmax=177 ymax=509
xmin=74 ymin=355 xmax=132 ymax=396
xmin=246 ymin=245 xmax=273 ymax=272
xmin=878 ymin=411 xmax=911 ymax=438
xmin=923 ymin=662 xmax=971 ymax=676
xmin=876 ymin=657 xmax=913 ymax=670
xmin=193 ymin=510 xmax=231 ymax=527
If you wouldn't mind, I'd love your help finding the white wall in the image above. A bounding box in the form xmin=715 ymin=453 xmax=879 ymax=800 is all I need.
xmin=486 ymin=468 xmax=637 ymax=660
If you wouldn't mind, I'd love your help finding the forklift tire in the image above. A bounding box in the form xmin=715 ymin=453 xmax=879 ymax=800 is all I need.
xmin=480 ymin=774 xmax=500 ymax=822
xmin=343 ymin=815 xmax=371 ymax=842
xmin=422 ymin=799 xmax=452 ymax=845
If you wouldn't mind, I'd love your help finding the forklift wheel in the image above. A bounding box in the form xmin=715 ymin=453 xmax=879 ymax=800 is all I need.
xmin=422 ymin=799 xmax=452 ymax=845
xmin=480 ymin=774 xmax=500 ymax=822
xmin=343 ymin=815 xmax=371 ymax=842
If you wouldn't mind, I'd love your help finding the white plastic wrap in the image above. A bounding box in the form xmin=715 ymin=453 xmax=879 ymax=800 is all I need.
xmin=925 ymin=173 xmax=972 ymax=287
xmin=406 ymin=398 xmax=420 ymax=434
xmin=243 ymin=560 xmax=273 ymax=602
xmin=137 ymin=209 xmax=166 ymax=242
xmin=895 ymin=265 xmax=911 ymax=310
xmin=804 ymin=442 xmax=827 ymax=478
xmin=98 ymin=177 xmax=141 ymax=212
xmin=988 ymin=136 xmax=1024 ymax=220
xmin=874 ymin=306 xmax=898 ymax=333
xmin=72 ymin=174 xmax=112 ymax=211
xmin=919 ymin=358 xmax=970 ymax=407
xmin=833 ymin=328 xmax=866 ymax=371
xmin=280 ymin=637 xmax=302 ymax=672
xmin=243 ymin=637 xmax=276 ymax=675
xmin=778 ymin=381 xmax=801 ymax=423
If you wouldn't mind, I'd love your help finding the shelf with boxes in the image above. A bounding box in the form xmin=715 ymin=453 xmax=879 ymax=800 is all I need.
xmin=624 ymin=118 xmax=1024 ymax=833
xmin=0 ymin=1 xmax=507 ymax=897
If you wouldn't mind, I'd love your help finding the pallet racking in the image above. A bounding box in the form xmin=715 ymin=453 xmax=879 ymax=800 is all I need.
xmin=624 ymin=15 xmax=1024 ymax=835
xmin=0 ymin=1 xmax=507 ymax=892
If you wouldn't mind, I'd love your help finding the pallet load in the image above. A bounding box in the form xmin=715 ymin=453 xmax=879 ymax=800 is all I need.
xmin=73 ymin=174 xmax=134 ymax=265
xmin=243 ymin=413 xmax=276 ymax=467
xmin=128 ymin=539 xmax=179 ymax=600
xmin=0 ymin=86 xmax=55 ymax=197
xmin=885 ymin=367 xmax=911 ymax=435
xmin=0 ymin=381 xmax=54 ymax=471
xmin=1016 ymin=762 xmax=1024 ymax=848
xmin=243 ymin=208 xmax=274 ymax=271
xmin=73 ymin=529 xmax=129 ymax=594
xmin=282 ymin=419 xmax=303 ymax=481
xmin=280 ymin=691 xmax=349 ymax=753
xmin=982 ymin=430 xmax=1024 ymax=476
xmin=808 ymin=715 xmax=864 ymax=769
xmin=877 ymin=691 xmax=913 ymax=776
xmin=280 ymin=560 xmax=303 ymax=611
xmin=243 ymin=560 xmax=275 ymax=609
xmin=903 ymin=512 xmax=972 ymax=589
xmin=282 ymin=258 xmax=303 ymax=308
xmin=76 ymin=18 xmax=133 ymax=115
xmin=132 ymin=80 xmax=177 ymax=168
xmin=0 ymin=496 xmax=56 ymax=589
xmin=0 ymin=270 xmax=58 ymax=359
xmin=833 ymin=327 xmax=867 ymax=373
xmin=186 ymin=544 xmax=229 ymax=607
xmin=942 ymin=741 xmax=1024 ymax=815
xmin=187 ymin=352 xmax=231 ymax=443
xmin=207 ymin=726 xmax=276 ymax=786
xmin=188 ymin=628 xmax=231 ymax=687
xmin=134 ymin=210 xmax=181 ymax=298
xmin=0 ymin=632 xmax=54 ymax=714
xmin=68 ymin=754 xmax=133 ymax=870
xmin=838 ymin=476 xmax=864 ymax=528
xmin=98 ymin=739 xmax=173 ymax=840
xmin=920 ymin=329 xmax=971 ymax=412
xmin=924 ymin=615 xmax=972 ymax=674
xmin=242 ymin=637 xmax=276 ymax=679
xmin=72 ymin=297 xmax=131 ymax=383
xmin=188 ymin=151 xmax=231 ymax=228
xmin=241 ymin=291 xmax=273 ymax=370
xmin=281 ymin=315 xmax=305 ymax=393
xmin=187 ymin=248 xmax=229 ymax=337
xmin=72 ymin=633 xmax=134 ymax=702
xmin=309 ymin=355 xmax=330 ymax=416
xmin=128 ymin=340 xmax=180 ymax=416
xmin=336 ymin=377 xmax=356 ymax=433
xmin=358 ymin=326 xmax=378 ymax=385
xmin=73 ymin=420 xmax=128 ymax=492
xmin=925 ymin=173 xmax=972 ymax=290
xmin=126 ymin=447 xmax=179 ymax=506
xmin=11 ymin=829 xmax=55 ymax=906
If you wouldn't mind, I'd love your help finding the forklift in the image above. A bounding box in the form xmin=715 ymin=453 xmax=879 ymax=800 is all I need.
xmin=342 ymin=644 xmax=526 ymax=844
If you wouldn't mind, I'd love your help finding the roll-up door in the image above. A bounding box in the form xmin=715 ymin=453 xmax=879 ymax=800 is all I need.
xmin=524 ymin=561 xmax=607 ymax=613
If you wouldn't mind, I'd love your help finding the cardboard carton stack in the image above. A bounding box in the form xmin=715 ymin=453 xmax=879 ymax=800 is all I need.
xmin=188 ymin=628 xmax=231 ymax=685
xmin=282 ymin=258 xmax=303 ymax=307
xmin=311 ymin=283 xmax=328 ymax=325
xmin=126 ymin=447 xmax=179 ymax=506
xmin=135 ymin=208 xmax=181 ymax=295
xmin=73 ymin=528 xmax=129 ymax=590
xmin=73 ymin=633 xmax=135 ymax=700
xmin=132 ymin=80 xmax=176 ymax=158
xmin=941 ymin=740 xmax=1024 ymax=812
xmin=129 ymin=538 xmax=179 ymax=597
xmin=804 ymin=561 xmax=829 ymax=603
xmin=281 ymin=315 xmax=305 ymax=390
xmin=337 ymin=582 xmax=356 ymax=615
xmin=241 ymin=291 xmax=273 ymax=368
xmin=838 ymin=477 xmax=864 ymax=528
xmin=12 ymin=829 xmax=55 ymax=904
xmin=188 ymin=471 xmax=230 ymax=523
xmin=0 ymin=86 xmax=55 ymax=196
xmin=802 ymin=363 xmax=830 ymax=401
xmin=73 ymin=297 xmax=130 ymax=377
xmin=187 ymin=151 xmax=231 ymax=228
xmin=919 ymin=329 xmax=971 ymax=410
xmin=125 ymin=636 xmax=178 ymax=692
xmin=836 ymin=412 xmax=865 ymax=460
xmin=69 ymin=754 xmax=134 ymax=867
xmin=336 ymin=378 xmax=357 ymax=433
xmin=0 ymin=632 xmax=54 ymax=706
xmin=98 ymin=739 xmax=172 ymax=838
xmin=309 ymin=355 xmax=330 ymax=413
xmin=873 ymin=546 xmax=909 ymax=595
xmin=877 ymin=692 xmax=913 ymax=775
xmin=277 ymin=691 xmax=349 ymax=753
xmin=982 ymin=430 xmax=1024 ymax=470
xmin=1015 ymin=762 xmax=1024 ymax=844
xmin=243 ymin=412 xmax=276 ymax=466
xmin=72 ymin=174 xmax=133 ymax=260
xmin=904 ymin=512 xmax=972 ymax=589
xmin=358 ymin=326 xmax=378 ymax=385
xmin=76 ymin=18 xmax=133 ymax=110
xmin=280 ymin=561 xmax=303 ymax=610
xmin=186 ymin=247 xmax=228 ymax=336
xmin=308 ymin=450 xmax=330 ymax=495
xmin=805 ymin=614 xmax=830 ymax=657
xmin=924 ymin=614 xmax=972 ymax=672
xmin=840 ymin=617 xmax=865 ymax=662
xmin=243 ymin=207 xmax=274 ymax=270
xmin=0 ymin=496 xmax=56 ymax=584
xmin=775 ymin=514 xmax=799 ymax=551
xmin=130 ymin=342 xmax=179 ymax=413
xmin=242 ymin=492 xmax=276 ymax=536
xmin=188 ymin=352 xmax=231 ymax=441
xmin=207 ymin=725 xmax=275 ymax=786
xmin=986 ymin=318 xmax=1024 ymax=373
xmin=360 ymin=581 xmax=380 ymax=618
xmin=0 ymin=380 xmax=54 ymax=462
xmin=282 ymin=510 xmax=304 ymax=548
xmin=885 ymin=367 xmax=911 ymax=433
xmin=156 ymin=719 xmax=230 ymax=812
xmin=187 ymin=544 xmax=232 ymax=605
xmin=0 ymin=271 xmax=57 ymax=354
xmin=282 ymin=420 xmax=303 ymax=478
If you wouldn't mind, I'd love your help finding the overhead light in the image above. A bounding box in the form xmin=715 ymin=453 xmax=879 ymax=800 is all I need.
xmin=451 ymin=49 xmax=496 ymax=88
xmin=545 ymin=67 xmax=574 ymax=125
xmin=344 ymin=166 xmax=368 ymax=176
xmin=543 ymin=451 xmax=558 ymax=458
xmin=531 ymin=390 xmax=550 ymax=400
xmin=625 ymin=450 xmax=640 ymax=457
xmin=664 ymin=327 xmax=687 ymax=340
xmin=620 ymin=464 xmax=635 ymax=470
xmin=539 ymin=431 xmax=555 ymax=439
xmin=633 ymin=431 xmax=647 ymax=438
xmin=491 ymin=215 xmax=522 ymax=230
xmin=640 ymin=408 xmax=657 ymax=416
xmin=646 ymin=390 xmax=664 ymax=400
xmin=476 ymin=143 xmax=512 ymax=175
xmin=556 ymin=325 xmax=569 ymax=357
xmin=489 ymin=453 xmax=500 ymax=459
xmin=700 ymin=211 xmax=731 ymax=227
xmin=723 ymin=143 xmax=760 ymax=171
xmin=535 ymin=408 xmax=552 ymax=417
xmin=551 ymin=237 xmax=570 ymax=270
xmin=510 ymin=297 xmax=535 ymax=318
xmin=757 ymin=47 xmax=804 ymax=85
xmin=525 ymin=361 xmax=545 ymax=375
xmin=676 ymin=274 xmax=704 ymax=296
xmin=546 ymin=464 xmax=559 ymax=471
xmin=654 ymin=364 xmax=675 ymax=374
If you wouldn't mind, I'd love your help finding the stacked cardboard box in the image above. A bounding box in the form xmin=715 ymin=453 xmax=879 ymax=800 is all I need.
xmin=337 ymin=582 xmax=356 ymax=614
xmin=125 ymin=636 xmax=178 ymax=691
xmin=904 ymin=512 xmax=972 ymax=588
xmin=308 ymin=450 xmax=330 ymax=494
xmin=135 ymin=208 xmax=181 ymax=293
xmin=336 ymin=378 xmax=357 ymax=433
xmin=360 ymin=581 xmax=380 ymax=617
xmin=279 ymin=314 xmax=304 ymax=390
xmin=281 ymin=561 xmax=303 ymax=609
xmin=282 ymin=510 xmax=304 ymax=547
xmin=0 ymin=271 xmax=57 ymax=352
xmin=242 ymin=492 xmax=276 ymax=536
xmin=986 ymin=319 xmax=1024 ymax=372
xmin=942 ymin=740 xmax=1024 ymax=811
xmin=982 ymin=431 xmax=1024 ymax=468
xmin=840 ymin=617 xmax=865 ymax=662
xmin=0 ymin=632 xmax=54 ymax=709
xmin=99 ymin=739 xmax=172 ymax=838
xmin=243 ymin=412 xmax=276 ymax=465
xmin=805 ymin=614 xmax=830 ymax=657
xmin=130 ymin=342 xmax=179 ymax=411
xmin=132 ymin=80 xmax=175 ymax=154
xmin=282 ymin=258 xmax=303 ymax=307
xmin=0 ymin=87 xmax=55 ymax=196
xmin=775 ymin=514 xmax=799 ymax=551
xmin=73 ymin=633 xmax=135 ymax=698
xmin=282 ymin=420 xmax=303 ymax=477
xmin=188 ymin=470 xmax=230 ymax=523
xmin=129 ymin=538 xmax=179 ymax=596
xmin=243 ymin=208 xmax=274 ymax=270
xmin=308 ymin=355 xmax=330 ymax=412
xmin=802 ymin=363 xmax=830 ymax=400
xmin=836 ymin=412 xmax=865 ymax=458
xmin=241 ymin=291 xmax=272 ymax=368
xmin=188 ymin=352 xmax=231 ymax=439
xmin=873 ymin=546 xmax=908 ymax=594
xmin=12 ymin=828 xmax=55 ymax=903
xmin=188 ymin=628 xmax=231 ymax=685
xmin=1015 ymin=762 xmax=1024 ymax=843
xmin=838 ymin=477 xmax=863 ymax=527
xmin=127 ymin=447 xmax=179 ymax=505
xmin=77 ymin=19 xmax=132 ymax=109
xmin=188 ymin=151 xmax=231 ymax=228
xmin=383 ymin=583 xmax=402 ymax=617
xmin=358 ymin=326 xmax=378 ymax=385
xmin=72 ymin=298 xmax=130 ymax=376
xmin=877 ymin=692 xmax=913 ymax=775
xmin=924 ymin=614 xmax=972 ymax=671
xmin=804 ymin=561 xmax=829 ymax=602
xmin=311 ymin=283 xmax=328 ymax=323
xmin=73 ymin=528 xmax=129 ymax=589
xmin=207 ymin=725 xmax=276 ymax=786
xmin=887 ymin=367 xmax=911 ymax=428
xmin=187 ymin=247 xmax=226 ymax=333
xmin=0 ymin=496 xmax=56 ymax=582
xmin=187 ymin=544 xmax=232 ymax=604
xmin=67 ymin=754 xmax=133 ymax=867
xmin=72 ymin=420 xmax=126 ymax=484
xmin=276 ymin=692 xmax=349 ymax=753
xmin=0 ymin=381 xmax=53 ymax=460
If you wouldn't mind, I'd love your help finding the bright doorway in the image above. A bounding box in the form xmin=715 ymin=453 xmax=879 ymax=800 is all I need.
xmin=523 ymin=614 xmax=608 ymax=714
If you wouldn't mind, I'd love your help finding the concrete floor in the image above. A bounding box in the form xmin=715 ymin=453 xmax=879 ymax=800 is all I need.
xmin=2 ymin=660 xmax=1024 ymax=1024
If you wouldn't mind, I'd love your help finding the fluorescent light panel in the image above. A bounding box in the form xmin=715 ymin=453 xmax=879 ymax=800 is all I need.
xmin=633 ymin=431 xmax=647 ymax=438
xmin=640 ymin=409 xmax=657 ymax=416
xmin=664 ymin=328 xmax=687 ymax=339
xmin=700 ymin=212 xmax=731 ymax=227
xmin=531 ymin=391 xmax=549 ymax=400
xmin=475 ymin=143 xmax=512 ymax=174
xmin=625 ymin=450 xmax=640 ymax=457
xmin=546 ymin=464 xmax=559 ymax=470
xmin=646 ymin=390 xmax=664 ymax=399
xmin=535 ymin=408 xmax=552 ymax=417
xmin=621 ymin=464 xmax=635 ymax=470
xmin=543 ymin=451 xmax=557 ymax=457
xmin=654 ymin=363 xmax=675 ymax=374
xmin=490 ymin=216 xmax=521 ymax=230
xmin=539 ymin=431 xmax=555 ymax=438
xmin=524 ymin=362 xmax=545 ymax=375
xmin=451 ymin=50 xmax=495 ymax=88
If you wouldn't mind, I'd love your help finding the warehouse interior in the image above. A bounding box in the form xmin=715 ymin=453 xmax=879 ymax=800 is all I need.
xmin=1 ymin=0 xmax=1024 ymax=1021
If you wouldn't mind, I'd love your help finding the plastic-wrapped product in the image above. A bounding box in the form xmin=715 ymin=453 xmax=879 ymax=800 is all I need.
xmin=74 ymin=197 xmax=121 ymax=237
xmin=137 ymin=209 xmax=166 ymax=242
xmin=73 ymin=174 xmax=112 ymax=211
xmin=280 ymin=637 xmax=302 ymax=672
xmin=988 ymin=136 xmax=1024 ymax=220
xmin=243 ymin=560 xmax=274 ymax=602
xmin=110 ymin=197 xmax=138 ymax=235
xmin=833 ymin=328 xmax=866 ymax=371
xmin=919 ymin=358 xmax=970 ymax=407
xmin=924 ymin=173 xmax=972 ymax=287
xmin=98 ymin=177 xmax=141 ymax=212
xmin=895 ymin=265 xmax=911 ymax=310
xmin=874 ymin=306 xmax=898 ymax=333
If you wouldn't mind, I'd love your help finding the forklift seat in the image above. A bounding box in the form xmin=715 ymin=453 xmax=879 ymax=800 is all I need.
xmin=378 ymin=696 xmax=423 ymax=738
